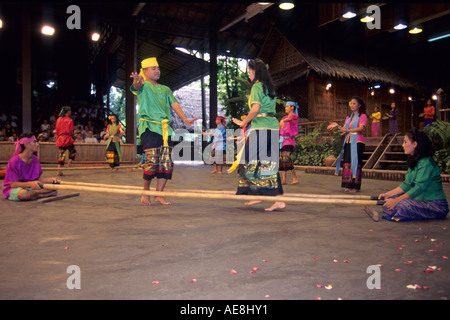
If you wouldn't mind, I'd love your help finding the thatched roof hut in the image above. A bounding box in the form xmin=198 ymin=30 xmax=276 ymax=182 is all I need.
xmin=260 ymin=27 xmax=418 ymax=89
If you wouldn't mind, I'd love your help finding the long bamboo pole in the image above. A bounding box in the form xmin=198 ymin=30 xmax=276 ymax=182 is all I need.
xmin=41 ymin=165 xmax=137 ymax=170
xmin=42 ymin=183 xmax=385 ymax=205
xmin=58 ymin=180 xmax=380 ymax=200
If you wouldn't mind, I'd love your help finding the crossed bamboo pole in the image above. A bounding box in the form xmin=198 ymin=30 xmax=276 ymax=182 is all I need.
xmin=41 ymin=180 xmax=386 ymax=206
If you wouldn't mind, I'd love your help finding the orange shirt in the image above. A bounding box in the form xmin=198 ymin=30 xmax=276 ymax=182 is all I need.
xmin=424 ymin=106 xmax=435 ymax=119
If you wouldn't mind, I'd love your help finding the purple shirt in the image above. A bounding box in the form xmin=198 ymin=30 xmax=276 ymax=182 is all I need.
xmin=2 ymin=155 xmax=42 ymax=198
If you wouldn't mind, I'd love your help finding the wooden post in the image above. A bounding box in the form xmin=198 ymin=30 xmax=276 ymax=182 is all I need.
xmin=209 ymin=18 xmax=218 ymax=129
xmin=22 ymin=7 xmax=32 ymax=133
xmin=125 ymin=23 xmax=137 ymax=147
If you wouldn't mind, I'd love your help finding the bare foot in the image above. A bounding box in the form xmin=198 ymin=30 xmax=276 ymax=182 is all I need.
xmin=154 ymin=196 xmax=171 ymax=205
xmin=210 ymin=170 xmax=217 ymax=174
xmin=141 ymin=195 xmax=151 ymax=206
xmin=217 ymin=171 xmax=222 ymax=174
xmin=281 ymin=180 xmax=287 ymax=185
xmin=264 ymin=201 xmax=286 ymax=212
xmin=291 ymin=179 xmax=298 ymax=185
xmin=347 ymin=189 xmax=357 ymax=193
xmin=245 ymin=200 xmax=262 ymax=206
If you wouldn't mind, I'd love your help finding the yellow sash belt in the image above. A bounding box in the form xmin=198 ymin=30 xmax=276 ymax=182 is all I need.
xmin=140 ymin=118 xmax=169 ymax=147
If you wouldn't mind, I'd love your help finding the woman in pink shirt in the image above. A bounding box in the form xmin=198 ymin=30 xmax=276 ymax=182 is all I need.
xmin=279 ymin=101 xmax=299 ymax=184
xmin=3 ymin=133 xmax=59 ymax=201
xmin=329 ymin=96 xmax=368 ymax=192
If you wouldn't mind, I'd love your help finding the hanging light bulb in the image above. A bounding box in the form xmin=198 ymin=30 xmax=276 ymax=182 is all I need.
xmin=360 ymin=15 xmax=374 ymax=23
xmin=41 ymin=25 xmax=55 ymax=36
xmin=409 ymin=26 xmax=423 ymax=34
xmin=91 ymin=32 xmax=100 ymax=41
xmin=279 ymin=1 xmax=295 ymax=10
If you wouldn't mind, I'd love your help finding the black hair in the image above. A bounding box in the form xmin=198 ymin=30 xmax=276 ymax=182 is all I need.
xmin=248 ymin=58 xmax=276 ymax=98
xmin=350 ymin=96 xmax=367 ymax=116
xmin=18 ymin=132 xmax=36 ymax=154
xmin=405 ymin=128 xmax=433 ymax=170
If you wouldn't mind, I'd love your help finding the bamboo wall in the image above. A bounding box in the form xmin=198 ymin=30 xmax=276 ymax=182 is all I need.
xmin=0 ymin=142 xmax=136 ymax=164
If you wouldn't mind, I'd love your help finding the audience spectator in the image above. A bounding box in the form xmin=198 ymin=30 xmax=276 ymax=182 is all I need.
xmin=100 ymin=134 xmax=109 ymax=143
xmin=84 ymin=130 xmax=98 ymax=143
xmin=5 ymin=123 xmax=16 ymax=141
xmin=38 ymin=133 xmax=46 ymax=142
xmin=99 ymin=126 xmax=108 ymax=140
xmin=0 ymin=123 xmax=5 ymax=141
xmin=74 ymin=132 xmax=84 ymax=143
xmin=40 ymin=119 xmax=50 ymax=140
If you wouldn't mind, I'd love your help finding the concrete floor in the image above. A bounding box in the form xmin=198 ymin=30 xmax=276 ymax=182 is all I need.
xmin=1 ymin=162 xmax=449 ymax=301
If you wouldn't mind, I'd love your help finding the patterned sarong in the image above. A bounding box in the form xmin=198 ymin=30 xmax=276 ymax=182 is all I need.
xmin=236 ymin=129 xmax=283 ymax=196
xmin=341 ymin=142 xmax=364 ymax=190
xmin=279 ymin=145 xmax=294 ymax=171
xmin=58 ymin=144 xmax=76 ymax=165
xmin=382 ymin=196 xmax=449 ymax=222
xmin=142 ymin=146 xmax=173 ymax=180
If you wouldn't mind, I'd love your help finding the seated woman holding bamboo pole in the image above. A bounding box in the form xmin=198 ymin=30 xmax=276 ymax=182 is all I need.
xmin=229 ymin=58 xmax=285 ymax=212
xmin=379 ymin=128 xmax=448 ymax=222
xmin=2 ymin=133 xmax=59 ymax=201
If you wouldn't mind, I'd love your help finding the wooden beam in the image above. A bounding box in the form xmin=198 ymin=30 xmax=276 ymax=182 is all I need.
xmin=125 ymin=23 xmax=137 ymax=148
xmin=21 ymin=7 xmax=32 ymax=133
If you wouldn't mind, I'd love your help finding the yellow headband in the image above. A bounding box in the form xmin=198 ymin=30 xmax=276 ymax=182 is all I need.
xmin=139 ymin=57 xmax=159 ymax=81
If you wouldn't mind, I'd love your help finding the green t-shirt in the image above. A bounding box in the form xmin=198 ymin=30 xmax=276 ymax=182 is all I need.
xmin=248 ymin=82 xmax=279 ymax=130
xmin=400 ymin=157 xmax=447 ymax=201
xmin=130 ymin=81 xmax=178 ymax=136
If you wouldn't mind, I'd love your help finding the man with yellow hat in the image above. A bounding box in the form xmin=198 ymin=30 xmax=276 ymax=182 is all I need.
xmin=130 ymin=57 xmax=198 ymax=206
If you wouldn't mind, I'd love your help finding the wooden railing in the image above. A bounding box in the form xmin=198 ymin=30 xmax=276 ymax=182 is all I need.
xmin=0 ymin=141 xmax=136 ymax=164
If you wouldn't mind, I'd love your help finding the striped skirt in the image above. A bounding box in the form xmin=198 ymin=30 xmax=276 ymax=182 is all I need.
xmin=279 ymin=145 xmax=294 ymax=171
xmin=382 ymin=196 xmax=449 ymax=222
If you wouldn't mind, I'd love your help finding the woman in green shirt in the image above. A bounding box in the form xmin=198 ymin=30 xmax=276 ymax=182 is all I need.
xmin=379 ymin=128 xmax=448 ymax=221
xmin=230 ymin=59 xmax=285 ymax=212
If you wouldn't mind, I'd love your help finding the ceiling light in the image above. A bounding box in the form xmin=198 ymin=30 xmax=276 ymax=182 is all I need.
xmin=279 ymin=1 xmax=295 ymax=10
xmin=360 ymin=15 xmax=374 ymax=23
xmin=0 ymin=19 xmax=3 ymax=29
xmin=41 ymin=25 xmax=55 ymax=36
xmin=342 ymin=11 xmax=357 ymax=19
xmin=428 ymin=33 xmax=450 ymax=42
xmin=91 ymin=32 xmax=100 ymax=41
xmin=432 ymin=95 xmax=437 ymax=100
xmin=389 ymin=88 xmax=395 ymax=94
xmin=409 ymin=26 xmax=423 ymax=34
xmin=393 ymin=23 xmax=407 ymax=30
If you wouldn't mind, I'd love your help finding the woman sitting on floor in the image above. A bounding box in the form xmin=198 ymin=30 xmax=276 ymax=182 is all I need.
xmin=2 ymin=133 xmax=59 ymax=201
xmin=379 ymin=128 xmax=448 ymax=222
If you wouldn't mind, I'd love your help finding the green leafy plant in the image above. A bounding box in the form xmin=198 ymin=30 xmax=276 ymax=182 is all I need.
xmin=424 ymin=120 xmax=450 ymax=174
xmin=292 ymin=123 xmax=341 ymax=166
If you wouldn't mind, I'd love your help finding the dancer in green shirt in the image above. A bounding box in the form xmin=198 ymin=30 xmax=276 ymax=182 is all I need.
xmin=130 ymin=57 xmax=198 ymax=206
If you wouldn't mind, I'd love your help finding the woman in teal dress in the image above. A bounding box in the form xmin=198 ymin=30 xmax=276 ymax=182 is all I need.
xmin=379 ymin=128 xmax=448 ymax=221
xmin=230 ymin=59 xmax=285 ymax=212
